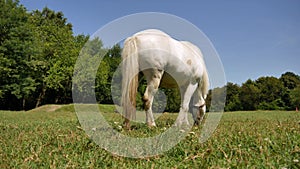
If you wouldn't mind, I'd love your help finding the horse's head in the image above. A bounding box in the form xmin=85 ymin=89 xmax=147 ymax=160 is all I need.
xmin=192 ymin=103 xmax=206 ymax=125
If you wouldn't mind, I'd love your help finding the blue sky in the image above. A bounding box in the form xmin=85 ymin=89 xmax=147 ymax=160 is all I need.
xmin=20 ymin=0 xmax=300 ymax=85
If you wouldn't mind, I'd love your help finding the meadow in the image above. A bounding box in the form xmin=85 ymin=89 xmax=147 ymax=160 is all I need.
xmin=0 ymin=104 xmax=299 ymax=168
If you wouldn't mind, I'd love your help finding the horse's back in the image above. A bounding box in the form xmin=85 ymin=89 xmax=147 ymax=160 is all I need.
xmin=133 ymin=29 xmax=174 ymax=51
xmin=134 ymin=29 xmax=170 ymax=38
xmin=126 ymin=29 xmax=205 ymax=87
xmin=132 ymin=29 xmax=186 ymax=60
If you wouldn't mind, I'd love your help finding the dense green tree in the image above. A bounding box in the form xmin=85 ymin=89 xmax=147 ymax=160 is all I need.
xmin=73 ymin=37 xmax=109 ymax=103
xmin=239 ymin=79 xmax=260 ymax=110
xmin=0 ymin=1 xmax=88 ymax=110
xmin=225 ymin=82 xmax=241 ymax=111
xmin=100 ymin=44 xmax=122 ymax=104
xmin=280 ymin=72 xmax=300 ymax=90
xmin=95 ymin=58 xmax=110 ymax=103
xmin=163 ymin=88 xmax=181 ymax=112
xmin=208 ymin=87 xmax=226 ymax=112
xmin=290 ymin=86 xmax=300 ymax=110
xmin=0 ymin=0 xmax=38 ymax=109
xmin=255 ymin=76 xmax=285 ymax=110
xmin=30 ymin=7 xmax=81 ymax=106
xmin=279 ymin=72 xmax=300 ymax=110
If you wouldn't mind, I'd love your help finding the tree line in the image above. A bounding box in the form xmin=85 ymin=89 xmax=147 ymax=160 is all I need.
xmin=1 ymin=0 xmax=299 ymax=111
xmin=210 ymin=72 xmax=300 ymax=111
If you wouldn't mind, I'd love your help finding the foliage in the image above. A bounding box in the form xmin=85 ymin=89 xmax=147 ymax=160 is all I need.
xmin=221 ymin=72 xmax=300 ymax=111
xmin=0 ymin=1 xmax=87 ymax=110
xmin=98 ymin=44 xmax=122 ymax=104
xmin=29 ymin=7 xmax=83 ymax=107
xmin=256 ymin=77 xmax=286 ymax=110
xmin=207 ymin=86 xmax=226 ymax=112
xmin=239 ymin=79 xmax=260 ymax=110
xmin=280 ymin=72 xmax=300 ymax=90
xmin=72 ymin=37 xmax=107 ymax=103
xmin=290 ymin=86 xmax=300 ymax=108
xmin=224 ymin=83 xmax=241 ymax=111
xmin=0 ymin=0 xmax=37 ymax=109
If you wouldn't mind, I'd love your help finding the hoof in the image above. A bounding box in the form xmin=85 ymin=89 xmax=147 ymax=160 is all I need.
xmin=175 ymin=119 xmax=190 ymax=127
xmin=123 ymin=120 xmax=131 ymax=130
xmin=147 ymin=122 xmax=156 ymax=127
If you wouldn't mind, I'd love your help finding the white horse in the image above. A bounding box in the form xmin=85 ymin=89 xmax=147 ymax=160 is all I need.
xmin=121 ymin=29 xmax=209 ymax=128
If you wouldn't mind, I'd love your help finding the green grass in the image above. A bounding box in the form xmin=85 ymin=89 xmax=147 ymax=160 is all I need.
xmin=1 ymin=105 xmax=300 ymax=168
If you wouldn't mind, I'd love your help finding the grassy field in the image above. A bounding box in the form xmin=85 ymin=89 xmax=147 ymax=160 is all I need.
xmin=0 ymin=104 xmax=300 ymax=168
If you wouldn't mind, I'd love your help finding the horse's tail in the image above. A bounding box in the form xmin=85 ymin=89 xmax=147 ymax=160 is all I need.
xmin=121 ymin=36 xmax=139 ymax=128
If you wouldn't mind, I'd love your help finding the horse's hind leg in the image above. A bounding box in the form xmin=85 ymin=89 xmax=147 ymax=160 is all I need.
xmin=142 ymin=69 xmax=163 ymax=127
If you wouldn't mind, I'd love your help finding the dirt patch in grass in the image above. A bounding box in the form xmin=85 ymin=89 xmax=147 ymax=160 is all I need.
xmin=27 ymin=105 xmax=63 ymax=113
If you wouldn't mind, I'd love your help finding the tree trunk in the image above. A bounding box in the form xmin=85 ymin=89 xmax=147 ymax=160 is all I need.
xmin=36 ymin=86 xmax=46 ymax=108
xmin=22 ymin=97 xmax=26 ymax=110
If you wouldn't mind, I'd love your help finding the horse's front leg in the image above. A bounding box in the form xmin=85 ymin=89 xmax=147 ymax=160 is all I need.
xmin=176 ymin=83 xmax=198 ymax=127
